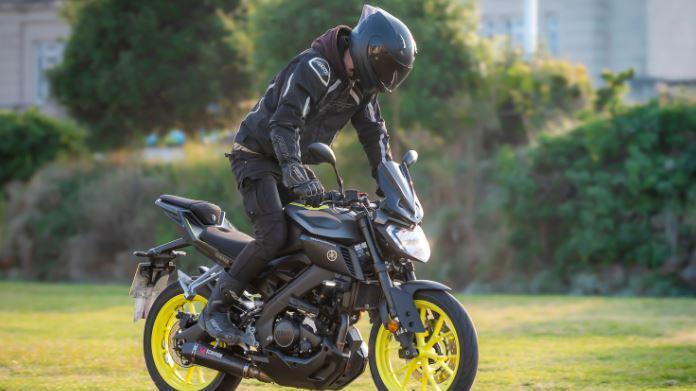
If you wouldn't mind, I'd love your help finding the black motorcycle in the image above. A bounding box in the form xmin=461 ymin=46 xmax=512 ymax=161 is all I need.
xmin=129 ymin=143 xmax=478 ymax=390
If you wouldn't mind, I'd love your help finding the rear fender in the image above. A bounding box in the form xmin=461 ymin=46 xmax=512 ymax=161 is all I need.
xmin=130 ymin=263 xmax=177 ymax=321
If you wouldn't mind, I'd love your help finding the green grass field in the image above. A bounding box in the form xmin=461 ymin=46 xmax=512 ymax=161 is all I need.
xmin=0 ymin=281 xmax=694 ymax=390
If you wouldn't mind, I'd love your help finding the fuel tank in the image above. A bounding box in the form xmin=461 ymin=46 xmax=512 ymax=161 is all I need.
xmin=285 ymin=203 xmax=365 ymax=279
xmin=284 ymin=203 xmax=361 ymax=244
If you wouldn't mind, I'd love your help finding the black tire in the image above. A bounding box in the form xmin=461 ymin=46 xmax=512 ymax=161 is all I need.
xmin=143 ymin=281 xmax=242 ymax=391
xmin=368 ymin=290 xmax=478 ymax=391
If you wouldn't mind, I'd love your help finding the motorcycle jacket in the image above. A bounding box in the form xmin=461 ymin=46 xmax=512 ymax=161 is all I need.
xmin=234 ymin=26 xmax=392 ymax=180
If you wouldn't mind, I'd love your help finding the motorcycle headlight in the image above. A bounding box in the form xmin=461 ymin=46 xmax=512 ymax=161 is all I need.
xmin=385 ymin=224 xmax=431 ymax=263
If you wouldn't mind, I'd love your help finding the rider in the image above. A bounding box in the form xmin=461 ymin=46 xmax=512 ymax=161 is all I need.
xmin=200 ymin=5 xmax=417 ymax=343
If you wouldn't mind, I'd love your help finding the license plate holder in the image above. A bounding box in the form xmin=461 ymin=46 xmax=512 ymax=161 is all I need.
xmin=129 ymin=262 xmax=174 ymax=322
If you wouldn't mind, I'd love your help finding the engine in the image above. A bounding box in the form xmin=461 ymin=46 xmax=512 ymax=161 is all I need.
xmin=273 ymin=318 xmax=299 ymax=349
xmin=271 ymin=278 xmax=352 ymax=354
xmin=257 ymin=275 xmax=368 ymax=389
xmin=272 ymin=314 xmax=324 ymax=354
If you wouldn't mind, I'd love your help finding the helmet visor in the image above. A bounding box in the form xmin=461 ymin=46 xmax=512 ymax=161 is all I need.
xmin=367 ymin=41 xmax=413 ymax=92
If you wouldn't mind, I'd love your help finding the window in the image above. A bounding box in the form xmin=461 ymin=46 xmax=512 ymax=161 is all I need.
xmin=481 ymin=17 xmax=495 ymax=37
xmin=34 ymin=41 xmax=65 ymax=105
xmin=513 ymin=17 xmax=525 ymax=46
xmin=545 ymin=13 xmax=559 ymax=56
xmin=503 ymin=16 xmax=525 ymax=47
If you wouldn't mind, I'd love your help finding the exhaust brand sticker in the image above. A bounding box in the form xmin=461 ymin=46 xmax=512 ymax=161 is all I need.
xmin=204 ymin=347 xmax=223 ymax=359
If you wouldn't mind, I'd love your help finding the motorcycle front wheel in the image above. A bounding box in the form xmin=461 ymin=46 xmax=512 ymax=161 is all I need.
xmin=143 ymin=281 xmax=242 ymax=391
xmin=368 ymin=290 xmax=478 ymax=390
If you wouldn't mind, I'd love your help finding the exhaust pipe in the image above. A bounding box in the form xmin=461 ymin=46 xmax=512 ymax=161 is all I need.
xmin=179 ymin=342 xmax=272 ymax=383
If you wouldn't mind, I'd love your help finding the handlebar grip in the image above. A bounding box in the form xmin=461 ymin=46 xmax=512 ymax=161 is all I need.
xmin=324 ymin=190 xmax=344 ymax=203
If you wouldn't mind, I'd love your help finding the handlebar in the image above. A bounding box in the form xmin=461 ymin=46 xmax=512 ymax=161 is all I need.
xmin=305 ymin=189 xmax=375 ymax=210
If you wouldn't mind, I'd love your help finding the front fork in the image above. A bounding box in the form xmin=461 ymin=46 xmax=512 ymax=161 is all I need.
xmin=357 ymin=214 xmax=422 ymax=358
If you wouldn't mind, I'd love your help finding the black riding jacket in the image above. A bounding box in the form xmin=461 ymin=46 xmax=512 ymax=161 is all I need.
xmin=234 ymin=26 xmax=392 ymax=180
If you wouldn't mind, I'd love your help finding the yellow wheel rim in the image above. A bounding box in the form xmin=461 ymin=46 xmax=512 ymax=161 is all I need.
xmin=374 ymin=299 xmax=461 ymax=391
xmin=151 ymin=294 xmax=220 ymax=391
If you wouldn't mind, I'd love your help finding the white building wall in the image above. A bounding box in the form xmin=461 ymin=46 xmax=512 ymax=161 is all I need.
xmin=0 ymin=1 xmax=69 ymax=117
xmin=646 ymin=0 xmax=696 ymax=81
xmin=607 ymin=0 xmax=647 ymax=76
xmin=481 ymin=0 xmax=613 ymax=84
xmin=478 ymin=0 xmax=696 ymax=98
xmin=0 ymin=10 xmax=23 ymax=108
xmin=543 ymin=0 xmax=609 ymax=82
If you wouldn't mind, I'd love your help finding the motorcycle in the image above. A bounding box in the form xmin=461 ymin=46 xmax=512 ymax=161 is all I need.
xmin=130 ymin=143 xmax=478 ymax=390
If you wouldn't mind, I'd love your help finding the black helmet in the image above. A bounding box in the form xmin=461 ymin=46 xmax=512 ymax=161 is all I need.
xmin=349 ymin=5 xmax=417 ymax=94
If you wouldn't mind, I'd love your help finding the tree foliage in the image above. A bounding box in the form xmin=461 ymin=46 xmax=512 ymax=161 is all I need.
xmin=50 ymin=0 xmax=251 ymax=147
xmin=0 ymin=109 xmax=85 ymax=186
xmin=8 ymin=0 xmax=690 ymax=296
xmin=252 ymin=0 xmax=484 ymax=131
xmin=498 ymin=103 xmax=696 ymax=292
xmin=252 ymin=0 xmax=591 ymax=139
xmin=250 ymin=0 xmax=596 ymax=293
xmin=594 ymin=68 xmax=635 ymax=113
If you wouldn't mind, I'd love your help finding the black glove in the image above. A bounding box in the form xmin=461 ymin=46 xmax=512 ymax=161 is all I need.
xmin=376 ymin=187 xmax=385 ymax=198
xmin=281 ymin=162 xmax=324 ymax=199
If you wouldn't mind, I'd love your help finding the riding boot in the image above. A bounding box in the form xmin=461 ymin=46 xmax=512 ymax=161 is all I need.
xmin=199 ymin=271 xmax=245 ymax=344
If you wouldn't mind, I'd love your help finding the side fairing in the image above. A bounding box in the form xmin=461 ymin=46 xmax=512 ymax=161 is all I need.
xmin=284 ymin=204 xmax=362 ymax=243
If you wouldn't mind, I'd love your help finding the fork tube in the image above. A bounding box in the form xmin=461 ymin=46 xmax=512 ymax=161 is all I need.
xmin=358 ymin=215 xmax=397 ymax=318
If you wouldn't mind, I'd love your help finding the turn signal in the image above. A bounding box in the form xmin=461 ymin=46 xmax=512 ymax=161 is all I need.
xmin=387 ymin=319 xmax=400 ymax=333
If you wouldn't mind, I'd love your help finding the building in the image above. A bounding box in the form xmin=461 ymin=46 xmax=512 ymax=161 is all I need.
xmin=0 ymin=0 xmax=68 ymax=117
xmin=1 ymin=0 xmax=694 ymax=117
xmin=478 ymin=0 xmax=696 ymax=100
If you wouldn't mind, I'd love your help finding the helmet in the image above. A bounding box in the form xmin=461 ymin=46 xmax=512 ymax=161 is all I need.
xmin=349 ymin=5 xmax=417 ymax=94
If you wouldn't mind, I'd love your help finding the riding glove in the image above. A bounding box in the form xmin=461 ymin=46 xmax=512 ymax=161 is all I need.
xmin=281 ymin=162 xmax=324 ymax=198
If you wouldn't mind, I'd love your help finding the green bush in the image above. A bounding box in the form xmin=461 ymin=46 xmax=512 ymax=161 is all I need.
xmin=0 ymin=154 xmax=245 ymax=280
xmin=0 ymin=109 xmax=85 ymax=186
xmin=498 ymin=103 xmax=696 ymax=294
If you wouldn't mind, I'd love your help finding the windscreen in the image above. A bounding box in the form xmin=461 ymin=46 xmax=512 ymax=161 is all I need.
xmin=377 ymin=161 xmax=423 ymax=224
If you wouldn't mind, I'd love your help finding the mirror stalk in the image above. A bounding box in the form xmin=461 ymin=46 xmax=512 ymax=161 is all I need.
xmin=333 ymin=164 xmax=344 ymax=195
xmin=306 ymin=142 xmax=344 ymax=195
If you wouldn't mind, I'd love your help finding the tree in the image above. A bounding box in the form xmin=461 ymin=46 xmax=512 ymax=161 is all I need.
xmin=50 ymin=0 xmax=251 ymax=147
xmin=594 ymin=68 xmax=635 ymax=113
xmin=498 ymin=103 xmax=696 ymax=294
xmin=251 ymin=0 xmax=484 ymax=132
xmin=250 ymin=0 xmax=594 ymax=291
xmin=0 ymin=109 xmax=85 ymax=186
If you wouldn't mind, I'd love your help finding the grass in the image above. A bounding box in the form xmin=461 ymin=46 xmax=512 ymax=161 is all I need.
xmin=0 ymin=282 xmax=694 ymax=390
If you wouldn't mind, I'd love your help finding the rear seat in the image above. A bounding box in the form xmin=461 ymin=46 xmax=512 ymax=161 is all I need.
xmin=159 ymin=194 xmax=222 ymax=226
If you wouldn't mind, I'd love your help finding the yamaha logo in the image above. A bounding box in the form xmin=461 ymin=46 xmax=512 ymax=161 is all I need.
xmin=326 ymin=249 xmax=338 ymax=262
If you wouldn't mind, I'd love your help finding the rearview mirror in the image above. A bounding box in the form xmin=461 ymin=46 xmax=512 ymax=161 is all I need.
xmin=308 ymin=143 xmax=336 ymax=166
xmin=402 ymin=150 xmax=418 ymax=167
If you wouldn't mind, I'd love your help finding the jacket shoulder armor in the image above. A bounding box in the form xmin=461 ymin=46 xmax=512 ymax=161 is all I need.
xmin=307 ymin=57 xmax=331 ymax=87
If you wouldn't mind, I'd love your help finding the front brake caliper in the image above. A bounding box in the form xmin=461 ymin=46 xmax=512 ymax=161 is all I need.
xmin=395 ymin=331 xmax=419 ymax=359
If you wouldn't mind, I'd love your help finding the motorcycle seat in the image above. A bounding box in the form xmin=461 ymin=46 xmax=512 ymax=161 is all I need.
xmin=159 ymin=194 xmax=222 ymax=225
xmin=199 ymin=226 xmax=253 ymax=260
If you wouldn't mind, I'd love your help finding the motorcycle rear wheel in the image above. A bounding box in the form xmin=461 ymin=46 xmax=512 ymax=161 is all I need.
xmin=368 ymin=290 xmax=478 ymax=390
xmin=143 ymin=281 xmax=242 ymax=391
